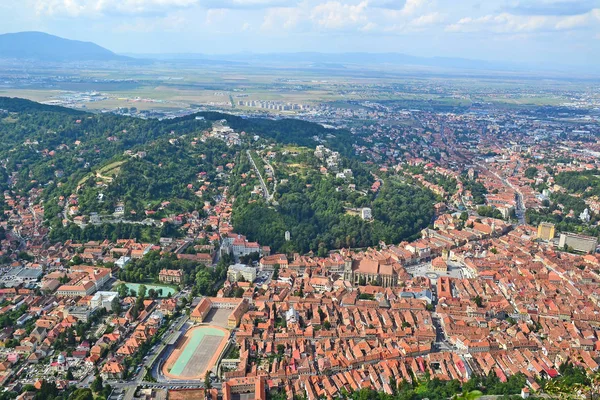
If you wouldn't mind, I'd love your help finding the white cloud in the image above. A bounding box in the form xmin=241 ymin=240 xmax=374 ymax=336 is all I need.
xmin=409 ymin=12 xmax=443 ymax=27
xmin=33 ymin=0 xmax=293 ymax=16
xmin=446 ymin=9 xmax=600 ymax=33
xmin=115 ymin=14 xmax=186 ymax=32
xmin=206 ymin=8 xmax=227 ymax=24
xmin=310 ymin=1 xmax=369 ymax=29
xmin=34 ymin=0 xmax=199 ymax=16
xmin=360 ymin=21 xmax=377 ymax=31
xmin=200 ymin=0 xmax=299 ymax=9
xmin=554 ymin=13 xmax=590 ymax=30
xmin=261 ymin=7 xmax=302 ymax=30
xmin=400 ymin=0 xmax=425 ymax=16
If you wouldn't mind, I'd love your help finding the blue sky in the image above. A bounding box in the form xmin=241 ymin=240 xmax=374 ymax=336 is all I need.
xmin=1 ymin=0 xmax=599 ymax=66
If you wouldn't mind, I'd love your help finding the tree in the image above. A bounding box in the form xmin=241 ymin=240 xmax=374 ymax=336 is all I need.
xmin=524 ymin=167 xmax=538 ymax=179
xmin=138 ymin=284 xmax=147 ymax=299
xmin=66 ymin=368 xmax=74 ymax=380
xmin=91 ymin=374 xmax=103 ymax=393
xmin=69 ymin=388 xmax=94 ymax=400
xmin=277 ymin=344 xmax=285 ymax=356
xmin=111 ymin=296 xmax=122 ymax=315
xmin=204 ymin=371 xmax=212 ymax=389
xmin=473 ymin=295 xmax=483 ymax=308
xmin=117 ymin=284 xmax=128 ymax=298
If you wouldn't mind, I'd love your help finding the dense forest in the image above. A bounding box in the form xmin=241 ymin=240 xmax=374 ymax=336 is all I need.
xmin=230 ymin=150 xmax=436 ymax=254
xmin=1 ymin=97 xmax=434 ymax=251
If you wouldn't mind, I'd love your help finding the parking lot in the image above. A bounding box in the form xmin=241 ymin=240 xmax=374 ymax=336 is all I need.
xmin=253 ymin=270 xmax=273 ymax=286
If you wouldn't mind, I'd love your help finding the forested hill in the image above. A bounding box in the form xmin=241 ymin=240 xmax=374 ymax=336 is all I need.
xmin=194 ymin=111 xmax=358 ymax=157
xmin=0 ymin=32 xmax=128 ymax=62
xmin=0 ymin=97 xmax=85 ymax=114
xmin=0 ymin=98 xmax=362 ymax=237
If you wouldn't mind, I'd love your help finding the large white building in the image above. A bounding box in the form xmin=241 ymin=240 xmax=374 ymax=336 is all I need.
xmin=90 ymin=291 xmax=119 ymax=311
xmin=221 ymin=233 xmax=262 ymax=259
xmin=227 ymin=263 xmax=257 ymax=283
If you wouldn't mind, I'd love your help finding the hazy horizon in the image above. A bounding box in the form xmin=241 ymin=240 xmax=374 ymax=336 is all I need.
xmin=1 ymin=0 xmax=598 ymax=69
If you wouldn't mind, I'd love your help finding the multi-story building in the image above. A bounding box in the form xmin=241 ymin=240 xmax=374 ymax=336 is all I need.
xmin=159 ymin=269 xmax=183 ymax=284
xmin=90 ymin=291 xmax=119 ymax=311
xmin=227 ymin=264 xmax=257 ymax=283
xmin=537 ymin=222 xmax=556 ymax=241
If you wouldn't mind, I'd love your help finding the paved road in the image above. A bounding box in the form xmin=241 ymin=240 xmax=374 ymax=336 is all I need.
xmin=485 ymin=166 xmax=526 ymax=225
xmin=246 ymin=150 xmax=273 ymax=201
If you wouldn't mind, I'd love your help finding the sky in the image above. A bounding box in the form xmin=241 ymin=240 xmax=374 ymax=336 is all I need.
xmin=1 ymin=0 xmax=599 ymax=67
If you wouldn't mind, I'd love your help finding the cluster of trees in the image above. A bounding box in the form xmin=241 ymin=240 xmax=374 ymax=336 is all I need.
xmin=128 ymin=284 xmax=148 ymax=320
xmin=118 ymin=250 xmax=230 ymax=297
xmin=462 ymin=178 xmax=487 ymax=205
xmin=15 ymin=380 xmax=95 ymax=400
xmin=526 ymin=191 xmax=600 ymax=237
xmin=118 ymin=250 xmax=198 ymax=284
xmin=357 ymin=372 xmax=525 ymax=400
xmin=477 ymin=206 xmax=504 ymax=220
xmin=52 ymin=309 xmax=109 ymax=354
xmin=0 ymin=303 xmax=28 ymax=329
xmin=555 ymin=169 xmax=600 ymax=198
xmin=0 ymin=98 xmax=210 ymax=197
xmin=48 ymin=222 xmax=166 ymax=243
xmin=424 ymin=172 xmax=458 ymax=196
xmin=524 ymin=167 xmax=538 ymax=179
xmin=232 ymin=170 xmax=435 ymax=253
xmin=73 ymin=137 xmax=234 ymax=219
xmin=0 ymin=97 xmax=242 ymax=241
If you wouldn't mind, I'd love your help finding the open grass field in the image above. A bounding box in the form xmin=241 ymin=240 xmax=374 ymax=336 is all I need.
xmin=76 ymin=160 xmax=127 ymax=186
xmin=163 ymin=326 xmax=228 ymax=380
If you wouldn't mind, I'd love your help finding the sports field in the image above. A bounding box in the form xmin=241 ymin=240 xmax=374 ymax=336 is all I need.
xmin=163 ymin=326 xmax=228 ymax=380
xmin=122 ymin=283 xmax=176 ymax=298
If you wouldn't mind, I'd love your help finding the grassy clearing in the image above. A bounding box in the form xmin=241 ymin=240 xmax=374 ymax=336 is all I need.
xmin=77 ymin=160 xmax=127 ymax=186
xmin=1 ymin=116 xmax=18 ymax=123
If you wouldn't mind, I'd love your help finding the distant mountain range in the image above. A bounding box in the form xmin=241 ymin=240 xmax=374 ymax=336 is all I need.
xmin=0 ymin=31 xmax=129 ymax=62
xmin=129 ymin=51 xmax=521 ymax=72
xmin=0 ymin=31 xmax=591 ymax=76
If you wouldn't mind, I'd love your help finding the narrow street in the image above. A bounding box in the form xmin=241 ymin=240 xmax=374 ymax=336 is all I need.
xmin=246 ymin=150 xmax=273 ymax=201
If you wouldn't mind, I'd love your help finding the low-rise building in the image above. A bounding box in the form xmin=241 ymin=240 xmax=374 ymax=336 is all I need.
xmin=558 ymin=232 xmax=598 ymax=253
